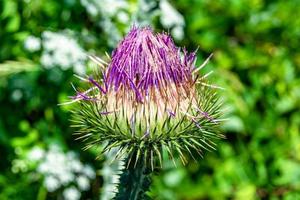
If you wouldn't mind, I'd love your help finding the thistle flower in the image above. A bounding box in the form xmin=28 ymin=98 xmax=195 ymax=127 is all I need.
xmin=69 ymin=26 xmax=225 ymax=199
xmin=71 ymin=27 xmax=224 ymax=170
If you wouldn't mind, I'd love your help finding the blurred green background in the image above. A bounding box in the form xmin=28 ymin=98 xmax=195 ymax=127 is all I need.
xmin=1 ymin=0 xmax=299 ymax=199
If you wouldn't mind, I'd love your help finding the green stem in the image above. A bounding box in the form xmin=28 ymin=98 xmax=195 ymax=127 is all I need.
xmin=36 ymin=185 xmax=47 ymax=200
xmin=115 ymin=155 xmax=152 ymax=200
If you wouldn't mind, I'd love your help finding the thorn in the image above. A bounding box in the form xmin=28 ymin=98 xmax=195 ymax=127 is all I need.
xmin=197 ymin=82 xmax=225 ymax=90
xmin=215 ymin=118 xmax=230 ymax=122
xmin=105 ymin=51 xmax=111 ymax=59
xmin=88 ymin=55 xmax=106 ymax=69
xmin=57 ymin=99 xmax=80 ymax=106
xmin=92 ymin=55 xmax=108 ymax=65
xmin=201 ymin=70 xmax=214 ymax=79
xmin=193 ymin=53 xmax=213 ymax=74
xmin=74 ymin=74 xmax=89 ymax=82
xmin=70 ymin=82 xmax=77 ymax=91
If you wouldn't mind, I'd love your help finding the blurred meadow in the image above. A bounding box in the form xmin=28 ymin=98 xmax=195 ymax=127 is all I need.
xmin=0 ymin=0 xmax=300 ymax=199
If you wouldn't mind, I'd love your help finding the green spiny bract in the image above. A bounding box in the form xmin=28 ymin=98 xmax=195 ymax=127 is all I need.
xmin=70 ymin=27 xmax=224 ymax=170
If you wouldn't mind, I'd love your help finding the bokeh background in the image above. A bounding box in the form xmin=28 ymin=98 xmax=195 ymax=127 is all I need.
xmin=1 ymin=0 xmax=300 ymax=199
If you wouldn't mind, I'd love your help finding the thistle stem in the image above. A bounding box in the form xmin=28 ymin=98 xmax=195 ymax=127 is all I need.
xmin=115 ymin=155 xmax=152 ymax=200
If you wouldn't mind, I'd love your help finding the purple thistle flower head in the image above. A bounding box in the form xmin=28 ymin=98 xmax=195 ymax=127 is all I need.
xmin=107 ymin=26 xmax=195 ymax=97
xmin=71 ymin=26 xmax=224 ymax=168
xmin=101 ymin=27 xmax=199 ymax=121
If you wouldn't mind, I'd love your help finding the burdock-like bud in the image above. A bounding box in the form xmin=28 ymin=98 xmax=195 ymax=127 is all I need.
xmin=70 ymin=27 xmax=224 ymax=199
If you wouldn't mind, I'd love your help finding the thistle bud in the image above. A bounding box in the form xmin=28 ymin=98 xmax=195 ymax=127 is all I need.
xmin=71 ymin=27 xmax=224 ymax=169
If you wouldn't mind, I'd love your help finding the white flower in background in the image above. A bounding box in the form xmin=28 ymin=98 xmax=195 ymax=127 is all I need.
xmin=82 ymin=165 xmax=96 ymax=179
xmin=131 ymin=0 xmax=160 ymax=27
xmin=101 ymin=0 xmax=128 ymax=16
xmin=80 ymin=0 xmax=128 ymax=17
xmin=40 ymin=53 xmax=52 ymax=67
xmin=85 ymin=4 xmax=98 ymax=16
xmin=27 ymin=147 xmax=45 ymax=161
xmin=100 ymin=18 xmax=122 ymax=47
xmin=63 ymin=187 xmax=81 ymax=200
xmin=81 ymin=0 xmax=132 ymax=47
xmin=44 ymin=175 xmax=60 ymax=192
xmin=159 ymin=0 xmax=185 ymax=40
xmin=22 ymin=145 xmax=96 ymax=193
xmin=76 ymin=175 xmax=90 ymax=191
xmin=117 ymin=11 xmax=130 ymax=24
xmin=100 ymin=148 xmax=124 ymax=200
xmin=24 ymin=35 xmax=41 ymax=52
xmin=67 ymin=151 xmax=77 ymax=159
xmin=138 ymin=0 xmax=156 ymax=13
xmin=70 ymin=160 xmax=84 ymax=173
xmin=81 ymin=0 xmax=130 ymax=47
xmin=171 ymin=26 xmax=184 ymax=41
xmin=159 ymin=0 xmax=184 ymax=27
xmin=73 ymin=63 xmax=86 ymax=76
xmin=58 ymin=171 xmax=75 ymax=185
xmin=41 ymin=31 xmax=86 ymax=75
xmin=37 ymin=162 xmax=49 ymax=174
xmin=81 ymin=0 xmax=185 ymax=47
xmin=38 ymin=145 xmax=94 ymax=191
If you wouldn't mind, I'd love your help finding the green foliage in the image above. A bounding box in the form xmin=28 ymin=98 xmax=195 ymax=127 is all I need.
xmin=149 ymin=0 xmax=300 ymax=199
xmin=0 ymin=60 xmax=39 ymax=76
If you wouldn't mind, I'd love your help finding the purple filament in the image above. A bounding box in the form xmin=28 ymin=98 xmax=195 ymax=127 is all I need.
xmin=106 ymin=26 xmax=196 ymax=101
